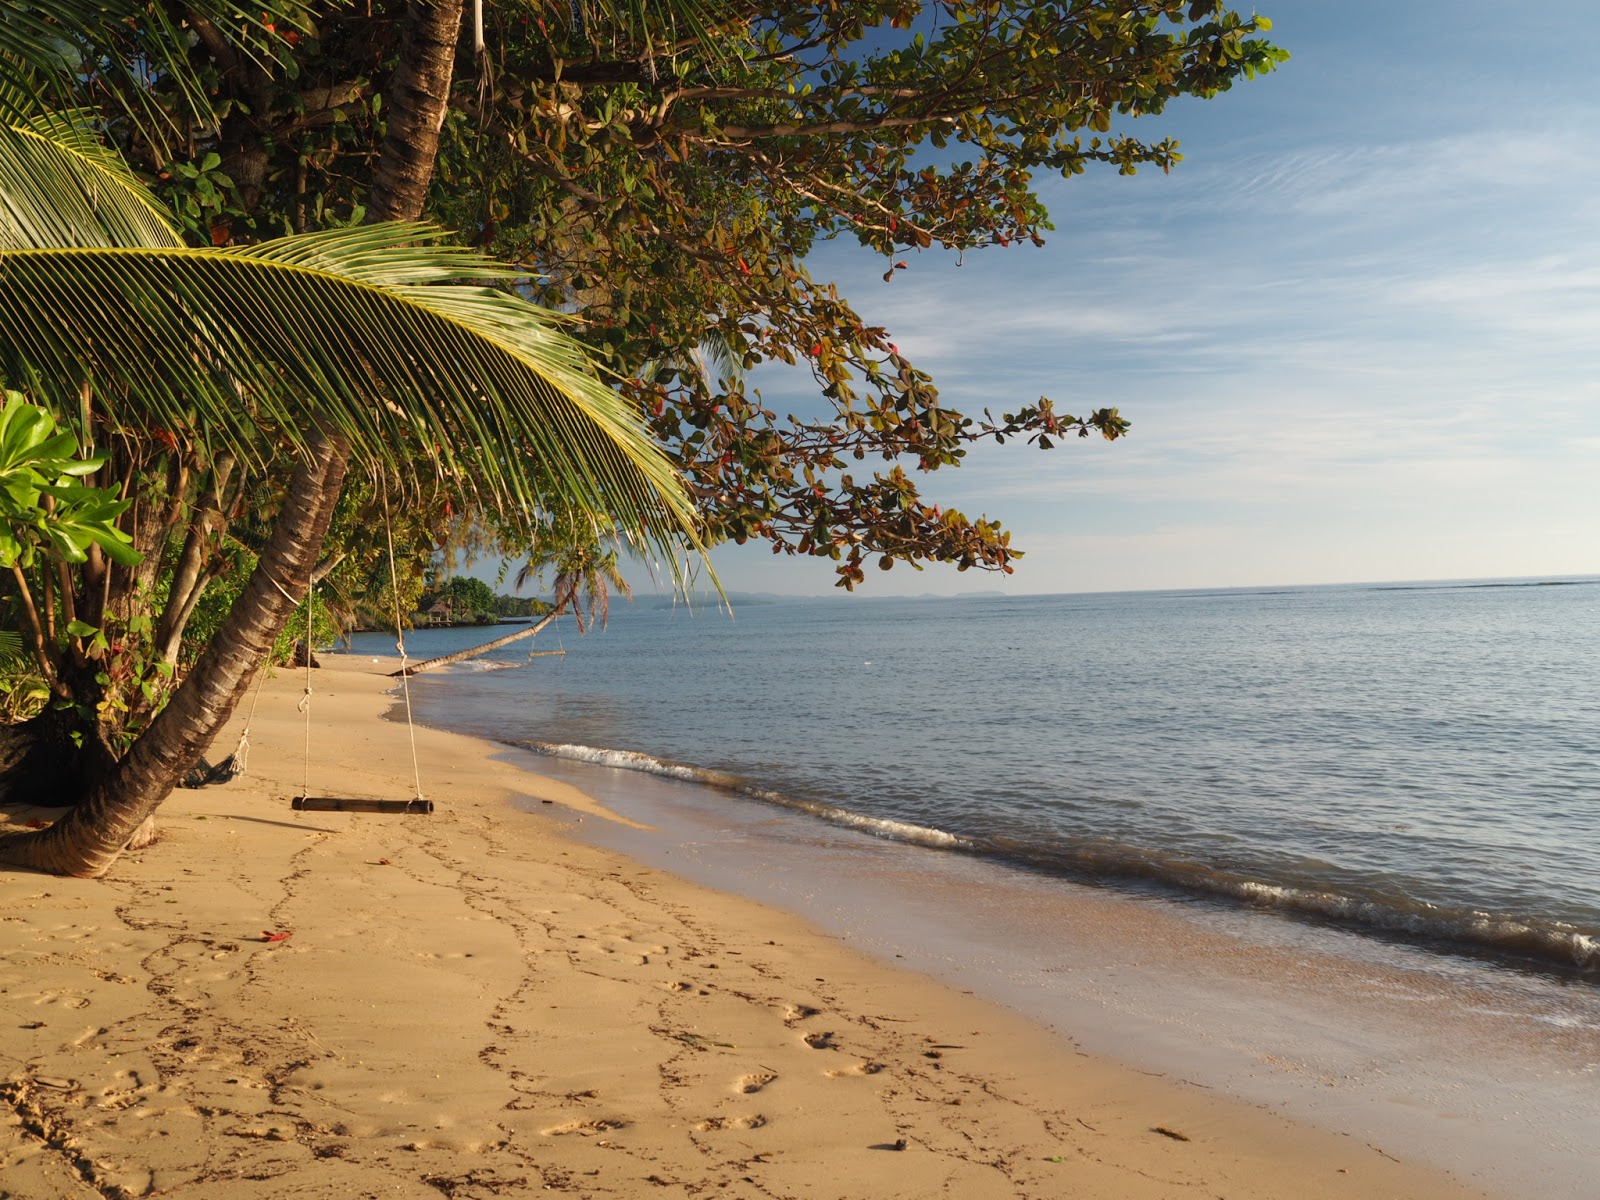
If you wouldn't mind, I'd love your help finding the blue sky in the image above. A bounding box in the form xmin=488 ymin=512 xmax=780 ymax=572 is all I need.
xmin=646 ymin=0 xmax=1600 ymax=598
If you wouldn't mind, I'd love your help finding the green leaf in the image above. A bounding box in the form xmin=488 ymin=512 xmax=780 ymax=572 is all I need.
xmin=0 ymin=225 xmax=702 ymax=581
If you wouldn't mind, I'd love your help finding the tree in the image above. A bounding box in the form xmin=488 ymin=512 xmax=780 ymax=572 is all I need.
xmin=419 ymin=576 xmax=500 ymax=624
xmin=0 ymin=4 xmax=701 ymax=877
xmin=92 ymin=0 xmax=1279 ymax=589
xmin=431 ymin=1 xmax=1284 ymax=585
xmin=398 ymin=507 xmax=633 ymax=676
xmin=0 ymin=2 xmax=1281 ymax=875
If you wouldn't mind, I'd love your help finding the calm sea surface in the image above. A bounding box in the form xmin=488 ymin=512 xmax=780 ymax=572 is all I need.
xmin=353 ymin=577 xmax=1600 ymax=975
xmin=341 ymin=577 xmax=1600 ymax=1197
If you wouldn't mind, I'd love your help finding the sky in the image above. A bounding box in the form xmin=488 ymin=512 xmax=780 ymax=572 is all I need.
xmin=642 ymin=0 xmax=1600 ymax=599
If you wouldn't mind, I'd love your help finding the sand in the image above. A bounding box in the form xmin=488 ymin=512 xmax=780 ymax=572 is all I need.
xmin=0 ymin=657 xmax=1495 ymax=1199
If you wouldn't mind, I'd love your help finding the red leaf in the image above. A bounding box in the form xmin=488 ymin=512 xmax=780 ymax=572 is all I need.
xmin=261 ymin=930 xmax=293 ymax=943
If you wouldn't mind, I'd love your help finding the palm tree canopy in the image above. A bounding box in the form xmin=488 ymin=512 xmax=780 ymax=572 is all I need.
xmin=0 ymin=2 xmax=311 ymax=148
xmin=0 ymin=108 xmax=182 ymax=248
xmin=0 ymin=92 xmax=703 ymax=577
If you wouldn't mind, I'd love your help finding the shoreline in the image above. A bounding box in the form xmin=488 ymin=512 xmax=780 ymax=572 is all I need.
xmin=2 ymin=658 xmax=1492 ymax=1198
xmin=521 ymin=737 xmax=1600 ymax=1200
xmin=504 ymin=737 xmax=1599 ymax=978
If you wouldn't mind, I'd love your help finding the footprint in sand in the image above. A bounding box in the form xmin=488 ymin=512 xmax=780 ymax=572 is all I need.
xmin=802 ymin=1031 xmax=835 ymax=1050
xmin=32 ymin=991 xmax=90 ymax=1010
xmin=824 ymin=1061 xmax=885 ymax=1078
xmin=695 ymin=1114 xmax=766 ymax=1132
xmin=733 ymin=1071 xmax=776 ymax=1095
xmin=95 ymin=1067 xmax=153 ymax=1112
xmin=540 ymin=1118 xmax=628 ymax=1137
xmin=783 ymin=1004 xmax=820 ymax=1025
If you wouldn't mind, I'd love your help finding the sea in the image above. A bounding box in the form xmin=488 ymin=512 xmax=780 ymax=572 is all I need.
xmin=343 ymin=577 xmax=1600 ymax=1198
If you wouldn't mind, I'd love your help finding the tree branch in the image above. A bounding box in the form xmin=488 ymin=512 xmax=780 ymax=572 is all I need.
xmin=9 ymin=565 xmax=54 ymax=685
xmin=153 ymin=454 xmax=235 ymax=665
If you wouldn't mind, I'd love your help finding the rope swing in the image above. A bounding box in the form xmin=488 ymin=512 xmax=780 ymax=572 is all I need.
xmin=291 ymin=493 xmax=432 ymax=815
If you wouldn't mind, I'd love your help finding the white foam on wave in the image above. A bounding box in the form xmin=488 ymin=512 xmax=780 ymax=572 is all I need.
xmin=521 ymin=740 xmax=1595 ymax=973
xmin=523 ymin=741 xmax=966 ymax=851
xmin=1235 ymin=881 xmax=1600 ymax=970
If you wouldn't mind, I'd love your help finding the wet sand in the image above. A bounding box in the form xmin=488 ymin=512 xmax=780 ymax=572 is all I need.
xmin=529 ymin=744 xmax=1600 ymax=1200
xmin=0 ymin=657 xmax=1493 ymax=1198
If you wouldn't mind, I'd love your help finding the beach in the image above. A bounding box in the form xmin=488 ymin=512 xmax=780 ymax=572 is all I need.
xmin=1 ymin=657 xmax=1494 ymax=1199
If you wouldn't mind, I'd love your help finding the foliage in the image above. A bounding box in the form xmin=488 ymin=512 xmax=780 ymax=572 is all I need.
xmin=0 ymin=35 xmax=700 ymax=792
xmin=0 ymin=223 xmax=699 ymax=533
xmin=89 ymin=0 xmax=1280 ymax=590
xmin=434 ymin=0 xmax=1284 ymax=586
xmin=0 ymin=392 xmax=137 ymax=573
xmin=492 ymin=593 xmax=548 ymax=619
xmin=510 ymin=504 xmax=634 ymax=633
xmin=419 ymin=576 xmax=500 ymax=624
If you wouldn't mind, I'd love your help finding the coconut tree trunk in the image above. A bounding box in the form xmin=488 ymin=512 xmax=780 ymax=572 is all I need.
xmin=370 ymin=0 xmax=465 ymax=225
xmin=0 ymin=434 xmax=351 ymax=876
xmin=392 ymin=608 xmax=560 ymax=676
xmin=0 ymin=2 xmax=464 ymax=878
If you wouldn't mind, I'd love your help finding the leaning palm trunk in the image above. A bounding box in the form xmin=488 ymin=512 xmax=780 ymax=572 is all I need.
xmin=0 ymin=3 xmax=702 ymax=877
xmin=395 ymin=576 xmax=579 ymax=676
xmin=0 ymin=433 xmax=350 ymax=876
xmin=0 ymin=4 xmax=465 ymax=877
xmin=391 ymin=608 xmax=561 ymax=677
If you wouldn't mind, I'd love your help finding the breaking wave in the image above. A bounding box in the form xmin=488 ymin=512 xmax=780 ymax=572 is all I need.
xmin=440 ymin=658 xmax=524 ymax=673
xmin=517 ymin=739 xmax=1599 ymax=975
xmin=517 ymin=740 xmax=967 ymax=851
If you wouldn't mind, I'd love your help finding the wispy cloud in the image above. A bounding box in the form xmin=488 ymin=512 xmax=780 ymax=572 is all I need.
xmin=729 ymin=1 xmax=1600 ymax=594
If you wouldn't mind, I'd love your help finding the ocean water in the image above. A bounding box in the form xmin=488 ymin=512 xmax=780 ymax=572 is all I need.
xmin=342 ymin=577 xmax=1600 ymax=1196
xmin=355 ymin=577 xmax=1600 ymax=976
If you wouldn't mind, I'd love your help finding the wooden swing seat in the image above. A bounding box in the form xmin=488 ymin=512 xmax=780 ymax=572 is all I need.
xmin=291 ymin=796 xmax=433 ymax=814
xmin=289 ymin=497 xmax=432 ymax=820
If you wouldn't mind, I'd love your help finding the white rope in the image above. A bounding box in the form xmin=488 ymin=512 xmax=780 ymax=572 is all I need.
xmin=300 ymin=582 xmax=314 ymax=801
xmin=382 ymin=491 xmax=426 ymax=804
xmin=262 ymin=569 xmax=299 ymax=605
xmin=227 ymin=660 xmax=271 ymax=777
xmin=208 ymin=566 xmax=295 ymax=785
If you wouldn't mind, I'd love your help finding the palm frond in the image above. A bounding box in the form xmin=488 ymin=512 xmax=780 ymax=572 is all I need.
xmin=0 ymin=109 xmax=181 ymax=249
xmin=0 ymin=2 xmax=324 ymax=153
xmin=559 ymin=0 xmax=724 ymax=53
xmin=0 ymin=225 xmax=701 ymax=571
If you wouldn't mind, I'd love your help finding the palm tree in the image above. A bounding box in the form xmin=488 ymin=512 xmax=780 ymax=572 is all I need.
xmin=0 ymin=6 xmax=705 ymax=876
xmin=390 ymin=509 xmax=638 ymax=677
xmin=518 ymin=533 xmax=635 ymax=637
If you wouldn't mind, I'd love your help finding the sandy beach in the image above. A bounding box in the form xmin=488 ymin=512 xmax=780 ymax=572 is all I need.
xmin=1 ymin=657 xmax=1493 ymax=1199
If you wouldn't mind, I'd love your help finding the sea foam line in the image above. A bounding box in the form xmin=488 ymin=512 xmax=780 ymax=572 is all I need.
xmin=516 ymin=740 xmax=1598 ymax=974
xmin=518 ymin=740 xmax=967 ymax=851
